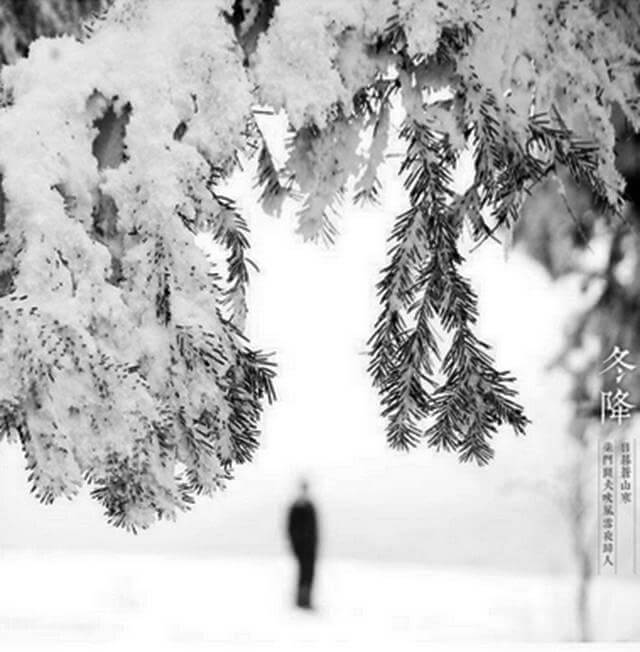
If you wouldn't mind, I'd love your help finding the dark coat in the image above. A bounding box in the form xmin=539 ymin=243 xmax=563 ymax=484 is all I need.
xmin=287 ymin=498 xmax=318 ymax=559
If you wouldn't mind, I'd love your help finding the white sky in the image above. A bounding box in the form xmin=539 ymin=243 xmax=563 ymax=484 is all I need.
xmin=0 ymin=147 xmax=587 ymax=575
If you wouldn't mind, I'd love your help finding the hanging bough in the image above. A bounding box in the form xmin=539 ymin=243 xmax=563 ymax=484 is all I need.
xmin=0 ymin=0 xmax=638 ymax=529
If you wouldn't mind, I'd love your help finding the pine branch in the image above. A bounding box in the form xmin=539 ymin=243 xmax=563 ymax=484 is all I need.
xmin=255 ymin=142 xmax=292 ymax=215
xmin=370 ymin=119 xmax=529 ymax=460
xmin=369 ymin=120 xmax=450 ymax=450
xmin=206 ymin=167 xmax=257 ymax=329
xmin=354 ymin=89 xmax=393 ymax=207
xmin=224 ymin=345 xmax=277 ymax=466
xmin=464 ymin=82 xmax=625 ymax=255
xmin=286 ymin=120 xmax=360 ymax=246
xmin=529 ymin=108 xmax=624 ymax=216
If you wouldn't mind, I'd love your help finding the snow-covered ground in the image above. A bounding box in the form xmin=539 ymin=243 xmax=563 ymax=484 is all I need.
xmin=0 ymin=551 xmax=638 ymax=650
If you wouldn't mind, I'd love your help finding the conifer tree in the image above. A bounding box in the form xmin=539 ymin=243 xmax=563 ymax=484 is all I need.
xmin=0 ymin=0 xmax=638 ymax=529
xmin=514 ymin=88 xmax=640 ymax=644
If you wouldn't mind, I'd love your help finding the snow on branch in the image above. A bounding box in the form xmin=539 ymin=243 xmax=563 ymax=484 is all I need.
xmin=0 ymin=0 xmax=637 ymax=527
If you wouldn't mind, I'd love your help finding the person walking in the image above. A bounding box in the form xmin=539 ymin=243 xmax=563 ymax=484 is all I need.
xmin=286 ymin=479 xmax=319 ymax=609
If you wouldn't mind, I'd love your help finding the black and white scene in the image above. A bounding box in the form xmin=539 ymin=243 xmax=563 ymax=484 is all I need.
xmin=1 ymin=1 xmax=640 ymax=649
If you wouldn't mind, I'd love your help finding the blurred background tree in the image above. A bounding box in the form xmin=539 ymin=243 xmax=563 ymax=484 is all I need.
xmin=513 ymin=72 xmax=640 ymax=643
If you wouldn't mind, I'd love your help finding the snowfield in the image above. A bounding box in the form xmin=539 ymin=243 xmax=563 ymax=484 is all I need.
xmin=0 ymin=551 xmax=638 ymax=650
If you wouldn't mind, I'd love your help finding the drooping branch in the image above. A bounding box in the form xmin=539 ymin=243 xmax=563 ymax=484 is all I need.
xmin=0 ymin=0 xmax=638 ymax=527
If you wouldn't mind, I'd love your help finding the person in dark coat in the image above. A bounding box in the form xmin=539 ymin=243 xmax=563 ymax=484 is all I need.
xmin=286 ymin=479 xmax=319 ymax=609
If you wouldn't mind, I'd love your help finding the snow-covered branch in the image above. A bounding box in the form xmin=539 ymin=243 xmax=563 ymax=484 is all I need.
xmin=0 ymin=0 xmax=637 ymax=527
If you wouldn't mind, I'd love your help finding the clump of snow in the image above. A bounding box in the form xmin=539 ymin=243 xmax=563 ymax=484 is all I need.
xmin=0 ymin=0 xmax=636 ymax=529
xmin=0 ymin=0 xmax=255 ymax=529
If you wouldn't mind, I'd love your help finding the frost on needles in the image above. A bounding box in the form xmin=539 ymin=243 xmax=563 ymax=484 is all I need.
xmin=0 ymin=0 xmax=637 ymax=529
